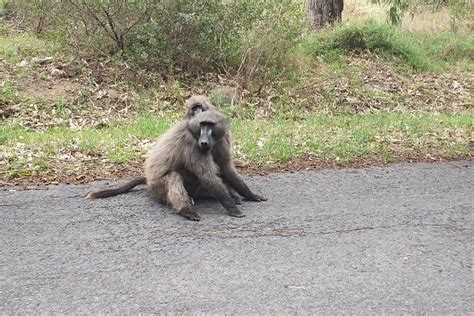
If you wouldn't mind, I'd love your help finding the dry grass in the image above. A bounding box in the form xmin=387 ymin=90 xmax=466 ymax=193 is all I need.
xmin=344 ymin=0 xmax=472 ymax=33
xmin=344 ymin=0 xmax=387 ymax=23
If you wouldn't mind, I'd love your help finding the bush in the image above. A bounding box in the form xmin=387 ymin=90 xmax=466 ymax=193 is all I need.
xmin=2 ymin=0 xmax=306 ymax=81
xmin=2 ymin=0 xmax=61 ymax=34
xmin=301 ymin=20 xmax=431 ymax=70
xmin=128 ymin=0 xmax=307 ymax=82
xmin=223 ymin=0 xmax=307 ymax=88
xmin=128 ymin=0 xmax=230 ymax=73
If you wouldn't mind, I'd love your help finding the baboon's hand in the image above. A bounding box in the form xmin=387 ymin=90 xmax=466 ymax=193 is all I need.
xmin=179 ymin=209 xmax=201 ymax=221
xmin=232 ymin=196 xmax=242 ymax=205
xmin=245 ymin=194 xmax=267 ymax=202
xmin=228 ymin=208 xmax=245 ymax=217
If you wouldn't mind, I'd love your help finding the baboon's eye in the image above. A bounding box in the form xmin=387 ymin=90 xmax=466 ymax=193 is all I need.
xmin=200 ymin=122 xmax=215 ymax=128
xmin=192 ymin=104 xmax=202 ymax=111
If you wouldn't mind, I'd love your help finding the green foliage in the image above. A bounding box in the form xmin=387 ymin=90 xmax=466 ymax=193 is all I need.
xmin=301 ymin=20 xmax=428 ymax=69
xmin=226 ymin=0 xmax=307 ymax=87
xmin=2 ymin=111 xmax=471 ymax=176
xmin=300 ymin=20 xmax=473 ymax=70
xmin=128 ymin=0 xmax=230 ymax=73
xmin=413 ymin=32 xmax=474 ymax=67
xmin=128 ymin=0 xmax=306 ymax=80
xmin=2 ymin=0 xmax=306 ymax=79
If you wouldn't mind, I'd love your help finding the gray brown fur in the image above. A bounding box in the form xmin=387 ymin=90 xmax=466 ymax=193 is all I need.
xmin=85 ymin=95 xmax=215 ymax=200
xmin=145 ymin=110 xmax=249 ymax=220
xmin=185 ymin=95 xmax=216 ymax=119
xmin=184 ymin=95 xmax=266 ymax=205
xmin=86 ymin=95 xmax=266 ymax=220
xmin=184 ymin=95 xmax=240 ymax=202
xmin=86 ymin=176 xmax=145 ymax=199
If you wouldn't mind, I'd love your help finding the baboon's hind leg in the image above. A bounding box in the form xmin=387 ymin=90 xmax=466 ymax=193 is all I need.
xmin=164 ymin=172 xmax=201 ymax=221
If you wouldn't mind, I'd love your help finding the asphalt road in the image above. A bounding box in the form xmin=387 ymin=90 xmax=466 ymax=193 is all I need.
xmin=1 ymin=161 xmax=473 ymax=313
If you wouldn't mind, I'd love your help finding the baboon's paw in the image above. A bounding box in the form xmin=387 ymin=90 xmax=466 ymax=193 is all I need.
xmin=245 ymin=194 xmax=268 ymax=202
xmin=233 ymin=197 xmax=242 ymax=205
xmin=179 ymin=209 xmax=201 ymax=221
xmin=228 ymin=209 xmax=245 ymax=218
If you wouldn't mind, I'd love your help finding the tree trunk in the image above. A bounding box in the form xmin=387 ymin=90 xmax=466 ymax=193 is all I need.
xmin=307 ymin=0 xmax=344 ymax=30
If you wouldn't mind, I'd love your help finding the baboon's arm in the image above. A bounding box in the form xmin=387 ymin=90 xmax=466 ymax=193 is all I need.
xmin=220 ymin=166 xmax=267 ymax=202
xmin=197 ymin=171 xmax=244 ymax=217
xmin=213 ymin=138 xmax=266 ymax=202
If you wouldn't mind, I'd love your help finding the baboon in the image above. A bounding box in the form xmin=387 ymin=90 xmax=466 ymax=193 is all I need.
xmin=186 ymin=96 xmax=265 ymax=204
xmin=184 ymin=95 xmax=243 ymax=203
xmin=87 ymin=110 xmax=266 ymax=220
xmin=185 ymin=95 xmax=216 ymax=119
xmin=87 ymin=95 xmax=263 ymax=202
xmin=86 ymin=95 xmax=214 ymax=200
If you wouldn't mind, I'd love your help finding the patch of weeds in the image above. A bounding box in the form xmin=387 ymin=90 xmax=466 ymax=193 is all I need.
xmin=32 ymin=157 xmax=50 ymax=173
xmin=130 ymin=114 xmax=173 ymax=138
xmin=442 ymin=144 xmax=471 ymax=158
xmin=1 ymin=111 xmax=472 ymax=182
xmin=106 ymin=148 xmax=141 ymax=164
xmin=1 ymin=79 xmax=17 ymax=102
xmin=5 ymin=164 xmax=21 ymax=179
xmin=3 ymin=150 xmax=50 ymax=179
xmin=442 ymin=113 xmax=474 ymax=127
xmin=54 ymin=98 xmax=66 ymax=115
xmin=77 ymin=130 xmax=106 ymax=154
xmin=300 ymin=20 xmax=431 ymax=70
xmin=0 ymin=123 xmax=27 ymax=145
xmin=413 ymin=32 xmax=474 ymax=70
xmin=0 ymin=34 xmax=62 ymax=63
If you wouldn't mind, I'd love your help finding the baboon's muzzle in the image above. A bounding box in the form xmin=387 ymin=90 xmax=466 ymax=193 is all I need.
xmin=198 ymin=124 xmax=213 ymax=152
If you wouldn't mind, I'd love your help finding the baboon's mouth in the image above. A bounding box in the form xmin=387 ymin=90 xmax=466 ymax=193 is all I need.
xmin=199 ymin=146 xmax=212 ymax=152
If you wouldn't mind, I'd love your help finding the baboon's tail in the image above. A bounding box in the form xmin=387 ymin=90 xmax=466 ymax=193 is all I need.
xmin=85 ymin=176 xmax=146 ymax=199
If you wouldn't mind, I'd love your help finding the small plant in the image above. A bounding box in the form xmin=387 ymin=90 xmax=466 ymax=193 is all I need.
xmin=54 ymin=98 xmax=65 ymax=114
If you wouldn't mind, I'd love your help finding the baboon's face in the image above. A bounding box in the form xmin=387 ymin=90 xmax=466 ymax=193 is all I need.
xmin=197 ymin=122 xmax=215 ymax=152
xmin=189 ymin=121 xmax=219 ymax=152
xmin=188 ymin=111 xmax=227 ymax=152
xmin=185 ymin=96 xmax=215 ymax=119
xmin=189 ymin=119 xmax=226 ymax=153
xmin=189 ymin=103 xmax=204 ymax=117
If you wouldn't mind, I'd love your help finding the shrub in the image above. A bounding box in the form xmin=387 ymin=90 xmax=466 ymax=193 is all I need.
xmin=301 ymin=20 xmax=431 ymax=70
xmin=2 ymin=0 xmax=306 ymax=82
xmin=2 ymin=0 xmax=61 ymax=34
xmin=224 ymin=0 xmax=307 ymax=88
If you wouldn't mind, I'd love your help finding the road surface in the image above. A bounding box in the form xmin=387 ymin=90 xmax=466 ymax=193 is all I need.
xmin=1 ymin=161 xmax=473 ymax=313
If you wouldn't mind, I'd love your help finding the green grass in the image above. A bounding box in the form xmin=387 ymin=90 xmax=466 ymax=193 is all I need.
xmin=1 ymin=111 xmax=472 ymax=179
xmin=413 ymin=32 xmax=474 ymax=70
xmin=1 ymin=14 xmax=472 ymax=183
xmin=299 ymin=20 xmax=474 ymax=71
xmin=0 ymin=33 xmax=63 ymax=62
xmin=232 ymin=112 xmax=472 ymax=164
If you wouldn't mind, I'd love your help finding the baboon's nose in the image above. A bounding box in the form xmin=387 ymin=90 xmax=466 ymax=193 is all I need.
xmin=200 ymin=141 xmax=210 ymax=149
